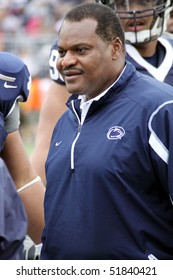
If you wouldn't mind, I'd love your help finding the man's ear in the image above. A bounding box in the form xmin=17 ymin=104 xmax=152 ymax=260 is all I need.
xmin=111 ymin=37 xmax=123 ymax=60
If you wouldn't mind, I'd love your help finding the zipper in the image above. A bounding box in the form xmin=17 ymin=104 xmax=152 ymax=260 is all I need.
xmin=71 ymin=100 xmax=81 ymax=170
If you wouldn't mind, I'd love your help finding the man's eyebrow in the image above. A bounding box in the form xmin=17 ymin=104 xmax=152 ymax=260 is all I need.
xmin=58 ymin=42 xmax=91 ymax=49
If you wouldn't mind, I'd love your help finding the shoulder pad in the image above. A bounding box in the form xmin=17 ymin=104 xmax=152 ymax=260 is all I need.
xmin=0 ymin=52 xmax=31 ymax=117
xmin=0 ymin=112 xmax=7 ymax=151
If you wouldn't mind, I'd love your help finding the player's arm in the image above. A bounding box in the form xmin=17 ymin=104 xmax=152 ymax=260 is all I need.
xmin=30 ymin=82 xmax=70 ymax=185
xmin=1 ymin=130 xmax=45 ymax=244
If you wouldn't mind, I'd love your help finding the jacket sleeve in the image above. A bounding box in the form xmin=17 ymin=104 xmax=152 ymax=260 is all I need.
xmin=0 ymin=158 xmax=27 ymax=259
xmin=148 ymin=100 xmax=173 ymax=201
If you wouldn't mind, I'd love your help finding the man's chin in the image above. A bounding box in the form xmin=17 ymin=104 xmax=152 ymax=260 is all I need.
xmin=66 ymin=85 xmax=83 ymax=95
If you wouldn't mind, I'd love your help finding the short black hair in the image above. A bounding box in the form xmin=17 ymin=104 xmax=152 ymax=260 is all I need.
xmin=61 ymin=3 xmax=125 ymax=47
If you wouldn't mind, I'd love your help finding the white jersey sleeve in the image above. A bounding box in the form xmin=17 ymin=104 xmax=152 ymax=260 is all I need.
xmin=4 ymin=102 xmax=20 ymax=133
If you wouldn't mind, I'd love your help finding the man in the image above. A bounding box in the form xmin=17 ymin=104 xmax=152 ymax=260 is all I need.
xmin=30 ymin=0 xmax=173 ymax=185
xmin=41 ymin=3 xmax=173 ymax=260
xmin=0 ymin=52 xmax=45 ymax=245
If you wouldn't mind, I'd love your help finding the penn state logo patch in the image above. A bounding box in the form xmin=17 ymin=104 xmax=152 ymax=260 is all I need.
xmin=107 ymin=126 xmax=125 ymax=140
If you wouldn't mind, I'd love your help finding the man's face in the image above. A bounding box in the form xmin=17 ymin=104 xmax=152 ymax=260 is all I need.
xmin=57 ymin=18 xmax=119 ymax=100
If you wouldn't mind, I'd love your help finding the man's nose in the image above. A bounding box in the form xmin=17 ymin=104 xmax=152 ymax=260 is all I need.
xmin=61 ymin=51 xmax=78 ymax=67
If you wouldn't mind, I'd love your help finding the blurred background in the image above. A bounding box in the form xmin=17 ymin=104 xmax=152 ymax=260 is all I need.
xmin=0 ymin=0 xmax=90 ymax=154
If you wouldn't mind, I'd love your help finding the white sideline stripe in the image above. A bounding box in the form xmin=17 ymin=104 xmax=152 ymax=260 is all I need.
xmin=149 ymin=133 xmax=169 ymax=164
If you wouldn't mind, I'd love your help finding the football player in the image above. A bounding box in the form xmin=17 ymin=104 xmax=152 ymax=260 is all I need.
xmin=96 ymin=0 xmax=173 ymax=83
xmin=0 ymin=89 xmax=27 ymax=259
xmin=0 ymin=52 xmax=45 ymax=245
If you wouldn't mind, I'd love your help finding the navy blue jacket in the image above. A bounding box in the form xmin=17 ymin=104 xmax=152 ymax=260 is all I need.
xmin=42 ymin=62 xmax=173 ymax=260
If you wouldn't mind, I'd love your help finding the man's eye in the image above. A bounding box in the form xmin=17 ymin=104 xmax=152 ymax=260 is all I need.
xmin=58 ymin=50 xmax=65 ymax=57
xmin=76 ymin=48 xmax=88 ymax=54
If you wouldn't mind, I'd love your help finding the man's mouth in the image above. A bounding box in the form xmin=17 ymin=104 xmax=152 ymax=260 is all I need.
xmin=63 ymin=69 xmax=82 ymax=82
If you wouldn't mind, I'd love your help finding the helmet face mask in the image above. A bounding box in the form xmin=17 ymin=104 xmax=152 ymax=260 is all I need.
xmin=95 ymin=0 xmax=173 ymax=44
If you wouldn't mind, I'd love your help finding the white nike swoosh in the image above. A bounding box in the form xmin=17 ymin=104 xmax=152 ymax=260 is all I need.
xmin=55 ymin=141 xmax=62 ymax=146
xmin=4 ymin=82 xmax=17 ymax=89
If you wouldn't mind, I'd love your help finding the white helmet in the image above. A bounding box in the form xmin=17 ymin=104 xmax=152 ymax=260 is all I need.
xmin=95 ymin=0 xmax=173 ymax=44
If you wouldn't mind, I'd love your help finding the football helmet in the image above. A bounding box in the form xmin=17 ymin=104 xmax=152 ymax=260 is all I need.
xmin=95 ymin=0 xmax=173 ymax=44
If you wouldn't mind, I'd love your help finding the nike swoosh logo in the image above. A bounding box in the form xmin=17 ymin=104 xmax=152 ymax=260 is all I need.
xmin=4 ymin=82 xmax=17 ymax=89
xmin=55 ymin=141 xmax=62 ymax=147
